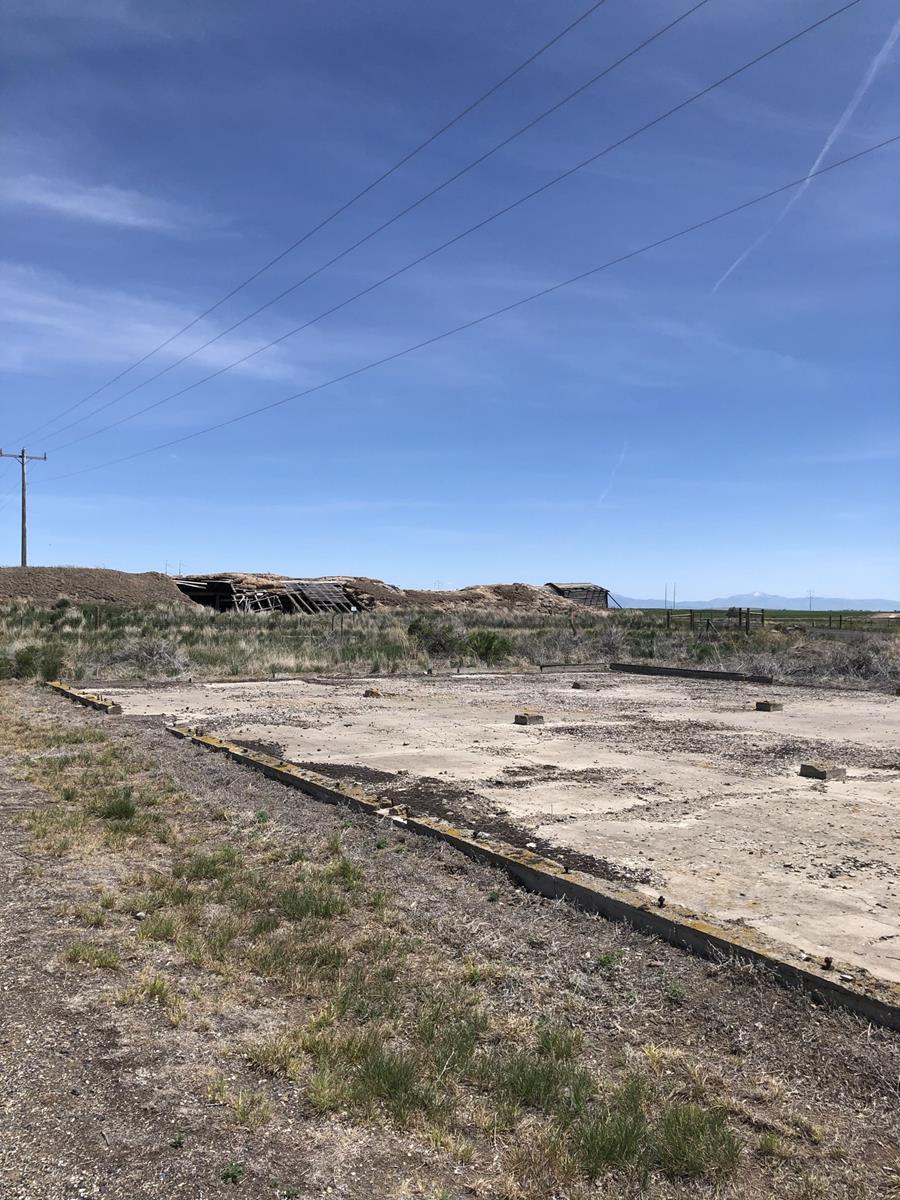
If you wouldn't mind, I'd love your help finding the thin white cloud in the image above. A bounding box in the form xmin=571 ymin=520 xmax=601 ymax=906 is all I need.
xmin=4 ymin=0 xmax=180 ymax=47
xmin=1 ymin=173 xmax=195 ymax=231
xmin=0 ymin=262 xmax=294 ymax=380
xmin=712 ymin=12 xmax=900 ymax=292
xmin=0 ymin=261 xmax=446 ymax=405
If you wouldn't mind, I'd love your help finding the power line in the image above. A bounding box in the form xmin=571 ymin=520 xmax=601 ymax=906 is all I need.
xmin=45 ymin=0 xmax=864 ymax=455
xmin=13 ymin=0 xmax=614 ymax=447
xmin=41 ymin=0 xmax=714 ymax=448
xmin=41 ymin=133 xmax=899 ymax=487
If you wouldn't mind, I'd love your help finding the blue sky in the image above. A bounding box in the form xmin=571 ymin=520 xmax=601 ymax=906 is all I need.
xmin=2 ymin=0 xmax=898 ymax=598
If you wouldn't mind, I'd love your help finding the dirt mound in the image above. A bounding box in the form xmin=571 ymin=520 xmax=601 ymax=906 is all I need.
xmin=171 ymin=571 xmax=593 ymax=615
xmin=334 ymin=578 xmax=583 ymax=613
xmin=0 ymin=567 xmax=194 ymax=607
xmin=324 ymin=576 xmax=406 ymax=606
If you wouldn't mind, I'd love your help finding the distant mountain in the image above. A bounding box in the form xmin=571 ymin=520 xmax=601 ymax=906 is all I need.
xmin=610 ymin=591 xmax=900 ymax=612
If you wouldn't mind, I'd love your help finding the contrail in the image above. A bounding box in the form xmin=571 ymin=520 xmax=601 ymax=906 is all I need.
xmin=597 ymin=439 xmax=628 ymax=506
xmin=712 ymin=12 xmax=900 ymax=292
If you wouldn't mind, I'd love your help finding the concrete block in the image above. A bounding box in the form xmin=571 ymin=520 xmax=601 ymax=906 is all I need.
xmin=799 ymin=763 xmax=847 ymax=782
xmin=514 ymin=713 xmax=544 ymax=725
xmin=755 ymin=701 xmax=783 ymax=712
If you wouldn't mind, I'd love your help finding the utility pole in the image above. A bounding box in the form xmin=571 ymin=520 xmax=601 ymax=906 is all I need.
xmin=0 ymin=448 xmax=47 ymax=567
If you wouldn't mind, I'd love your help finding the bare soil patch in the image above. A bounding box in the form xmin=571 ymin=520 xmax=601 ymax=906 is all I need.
xmin=284 ymin=757 xmax=653 ymax=888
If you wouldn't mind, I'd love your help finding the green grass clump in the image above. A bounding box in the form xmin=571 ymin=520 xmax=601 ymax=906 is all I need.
xmin=569 ymin=1077 xmax=649 ymax=1175
xmin=276 ymin=882 xmax=344 ymax=921
xmin=116 ymin=972 xmax=185 ymax=1024
xmin=301 ymin=1026 xmax=432 ymax=1123
xmin=64 ymin=940 xmax=120 ymax=969
xmin=536 ymin=1023 xmax=583 ymax=1062
xmin=651 ymin=1102 xmax=740 ymax=1178
xmin=174 ymin=845 xmax=242 ymax=882
xmin=137 ymin=912 xmax=179 ymax=942
xmin=355 ymin=1045 xmax=433 ymax=1121
xmin=96 ymin=788 xmax=137 ymax=820
xmin=415 ymin=999 xmax=484 ymax=1076
xmin=247 ymin=1031 xmax=306 ymax=1080
xmin=46 ymin=727 xmax=108 ymax=747
xmin=73 ymin=902 xmax=107 ymax=928
xmin=229 ymin=1088 xmax=274 ymax=1128
xmin=566 ymin=1077 xmax=740 ymax=1182
xmin=327 ymin=857 xmax=363 ymax=890
xmin=494 ymin=1045 xmax=593 ymax=1118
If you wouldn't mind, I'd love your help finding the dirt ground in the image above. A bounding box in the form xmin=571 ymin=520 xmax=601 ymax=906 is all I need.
xmin=334 ymin=579 xmax=584 ymax=613
xmin=1 ymin=681 xmax=899 ymax=1200
xmin=0 ymin=566 xmax=191 ymax=606
xmin=104 ymin=673 xmax=900 ymax=987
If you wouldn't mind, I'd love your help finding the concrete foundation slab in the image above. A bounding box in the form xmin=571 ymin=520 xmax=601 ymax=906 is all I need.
xmin=101 ymin=673 xmax=900 ymax=987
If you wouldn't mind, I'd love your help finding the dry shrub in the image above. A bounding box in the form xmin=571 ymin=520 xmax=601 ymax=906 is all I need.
xmin=102 ymin=638 xmax=188 ymax=677
xmin=730 ymin=634 xmax=900 ymax=687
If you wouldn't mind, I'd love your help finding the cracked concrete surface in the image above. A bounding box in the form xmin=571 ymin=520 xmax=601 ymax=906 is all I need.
xmin=105 ymin=672 xmax=900 ymax=985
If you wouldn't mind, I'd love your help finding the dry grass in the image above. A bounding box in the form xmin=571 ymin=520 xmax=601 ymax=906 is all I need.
xmin=3 ymin=596 xmax=898 ymax=689
xmin=116 ymin=971 xmax=185 ymax=1025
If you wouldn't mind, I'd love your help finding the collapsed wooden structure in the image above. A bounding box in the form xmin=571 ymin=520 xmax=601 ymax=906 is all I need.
xmin=544 ymin=582 xmax=610 ymax=608
xmin=174 ymin=573 xmax=614 ymax=616
xmin=175 ymin=574 xmax=360 ymax=615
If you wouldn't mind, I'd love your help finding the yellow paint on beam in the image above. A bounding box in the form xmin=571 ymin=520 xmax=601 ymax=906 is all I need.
xmin=45 ymin=681 xmax=122 ymax=715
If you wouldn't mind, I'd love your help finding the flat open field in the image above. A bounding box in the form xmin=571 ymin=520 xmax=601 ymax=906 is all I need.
xmin=106 ymin=671 xmax=900 ymax=988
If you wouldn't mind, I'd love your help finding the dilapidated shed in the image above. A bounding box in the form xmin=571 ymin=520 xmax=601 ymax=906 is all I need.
xmin=175 ymin=574 xmax=358 ymax=615
xmin=544 ymin=582 xmax=609 ymax=608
